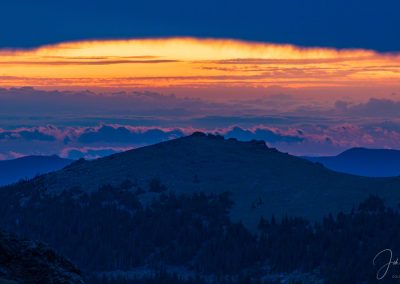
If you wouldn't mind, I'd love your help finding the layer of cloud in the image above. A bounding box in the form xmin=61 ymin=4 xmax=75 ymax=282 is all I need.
xmin=1 ymin=87 xmax=400 ymax=158
xmin=2 ymin=87 xmax=400 ymax=129
xmin=333 ymin=98 xmax=400 ymax=118
xmin=2 ymin=120 xmax=400 ymax=159
xmin=78 ymin=126 xmax=184 ymax=144
xmin=0 ymin=38 xmax=399 ymax=100
xmin=224 ymin=127 xmax=303 ymax=143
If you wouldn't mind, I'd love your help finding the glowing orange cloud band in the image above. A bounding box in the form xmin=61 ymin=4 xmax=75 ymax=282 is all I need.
xmin=0 ymin=38 xmax=399 ymax=95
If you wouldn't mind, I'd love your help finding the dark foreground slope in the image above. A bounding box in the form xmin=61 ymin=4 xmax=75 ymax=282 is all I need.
xmin=303 ymin=147 xmax=400 ymax=177
xmin=2 ymin=134 xmax=400 ymax=283
xmin=24 ymin=133 xmax=400 ymax=227
xmin=0 ymin=155 xmax=73 ymax=186
xmin=0 ymin=230 xmax=84 ymax=284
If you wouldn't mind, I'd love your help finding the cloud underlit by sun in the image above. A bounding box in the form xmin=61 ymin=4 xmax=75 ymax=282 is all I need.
xmin=0 ymin=37 xmax=399 ymax=99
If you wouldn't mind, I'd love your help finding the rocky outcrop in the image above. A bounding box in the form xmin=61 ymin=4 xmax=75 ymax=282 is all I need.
xmin=0 ymin=230 xmax=84 ymax=284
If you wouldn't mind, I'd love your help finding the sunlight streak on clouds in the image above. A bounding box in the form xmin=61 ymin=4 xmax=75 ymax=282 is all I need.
xmin=0 ymin=38 xmax=399 ymax=99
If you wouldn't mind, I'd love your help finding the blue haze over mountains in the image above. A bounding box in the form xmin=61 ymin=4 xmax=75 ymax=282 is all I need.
xmin=0 ymin=155 xmax=72 ymax=186
xmin=303 ymin=148 xmax=400 ymax=177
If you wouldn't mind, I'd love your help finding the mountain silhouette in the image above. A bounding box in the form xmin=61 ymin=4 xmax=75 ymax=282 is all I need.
xmin=0 ymin=155 xmax=73 ymax=186
xmin=303 ymin=147 xmax=400 ymax=177
xmin=20 ymin=133 xmax=400 ymax=229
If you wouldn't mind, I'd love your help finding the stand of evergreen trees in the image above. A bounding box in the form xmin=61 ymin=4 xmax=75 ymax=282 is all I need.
xmin=0 ymin=179 xmax=399 ymax=283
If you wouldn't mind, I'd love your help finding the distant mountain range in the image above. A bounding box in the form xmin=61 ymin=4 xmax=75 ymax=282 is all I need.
xmin=10 ymin=133 xmax=400 ymax=228
xmin=0 ymin=155 xmax=73 ymax=186
xmin=303 ymin=148 xmax=400 ymax=177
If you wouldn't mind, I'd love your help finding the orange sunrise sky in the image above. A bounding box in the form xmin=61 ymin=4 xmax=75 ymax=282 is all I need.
xmin=1 ymin=38 xmax=399 ymax=101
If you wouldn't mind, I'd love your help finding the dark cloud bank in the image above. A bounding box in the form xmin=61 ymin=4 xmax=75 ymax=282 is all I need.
xmin=2 ymin=0 xmax=400 ymax=52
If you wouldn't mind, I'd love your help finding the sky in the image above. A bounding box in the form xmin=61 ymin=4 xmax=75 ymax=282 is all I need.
xmin=1 ymin=0 xmax=400 ymax=158
xmin=2 ymin=0 xmax=400 ymax=51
